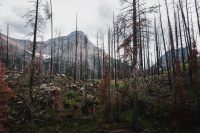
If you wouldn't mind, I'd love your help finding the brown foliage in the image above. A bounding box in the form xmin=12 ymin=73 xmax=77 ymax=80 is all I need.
xmin=0 ymin=64 xmax=14 ymax=132
xmin=98 ymin=69 xmax=111 ymax=121
xmin=98 ymin=71 xmax=110 ymax=103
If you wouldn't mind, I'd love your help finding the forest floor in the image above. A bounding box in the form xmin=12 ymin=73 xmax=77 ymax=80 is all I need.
xmin=98 ymin=123 xmax=134 ymax=133
xmin=4 ymin=71 xmax=200 ymax=133
xmin=5 ymin=71 xmax=128 ymax=133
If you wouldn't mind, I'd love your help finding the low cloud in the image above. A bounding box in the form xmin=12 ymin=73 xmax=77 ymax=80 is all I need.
xmin=97 ymin=0 xmax=113 ymax=22
xmin=2 ymin=16 xmax=31 ymax=36
xmin=12 ymin=5 xmax=26 ymax=18
xmin=0 ymin=0 xmax=120 ymax=41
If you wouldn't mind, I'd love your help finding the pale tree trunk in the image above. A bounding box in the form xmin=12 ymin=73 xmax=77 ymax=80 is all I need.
xmin=165 ymin=0 xmax=176 ymax=76
xmin=177 ymin=8 xmax=186 ymax=71
xmin=195 ymin=0 xmax=200 ymax=36
xmin=131 ymin=0 xmax=140 ymax=131
xmin=6 ymin=24 xmax=9 ymax=68
xmin=50 ymin=0 xmax=53 ymax=78
xmin=84 ymin=36 xmax=88 ymax=81
xmin=154 ymin=18 xmax=160 ymax=76
xmin=159 ymin=0 xmax=172 ymax=90
xmin=28 ymin=0 xmax=39 ymax=120
xmin=74 ymin=13 xmax=78 ymax=83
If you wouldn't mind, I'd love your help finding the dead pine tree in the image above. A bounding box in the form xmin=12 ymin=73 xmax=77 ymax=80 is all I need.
xmin=49 ymin=0 xmax=54 ymax=78
xmin=27 ymin=0 xmax=39 ymax=120
xmin=111 ymin=28 xmax=114 ymax=80
xmin=23 ymin=39 xmax=27 ymax=72
xmin=93 ymin=41 xmax=96 ymax=82
xmin=0 ymin=31 xmax=3 ymax=63
xmin=179 ymin=0 xmax=192 ymax=61
xmin=119 ymin=0 xmax=158 ymax=131
xmin=98 ymin=49 xmax=110 ymax=122
xmin=112 ymin=13 xmax=119 ymax=119
xmin=80 ymin=35 xmax=83 ymax=80
xmin=23 ymin=0 xmax=49 ymax=120
xmin=195 ymin=0 xmax=200 ymax=36
xmin=84 ymin=35 xmax=88 ymax=81
xmin=138 ymin=5 xmax=143 ymax=72
xmin=107 ymin=27 xmax=112 ymax=120
xmin=116 ymin=22 xmax=120 ymax=115
xmin=119 ymin=0 xmax=141 ymax=131
xmin=154 ymin=18 xmax=160 ymax=76
xmin=173 ymin=0 xmax=180 ymax=119
xmin=43 ymin=0 xmax=53 ymax=75
xmin=185 ymin=0 xmax=192 ymax=53
xmin=131 ymin=0 xmax=140 ymax=130
xmin=146 ymin=27 xmax=150 ymax=75
xmin=113 ymin=15 xmax=117 ymax=90
xmin=74 ymin=13 xmax=78 ymax=83
xmin=100 ymin=31 xmax=105 ymax=79
xmin=158 ymin=22 xmax=172 ymax=89
xmin=179 ymin=0 xmax=193 ymax=86
xmin=67 ymin=39 xmax=70 ymax=76
xmin=6 ymin=24 xmax=9 ymax=68
xmin=57 ymin=30 xmax=61 ymax=74
xmin=165 ymin=0 xmax=176 ymax=76
xmin=60 ymin=37 xmax=64 ymax=74
xmin=97 ymin=33 xmax=101 ymax=79
xmin=113 ymin=18 xmax=120 ymax=117
xmin=177 ymin=6 xmax=186 ymax=72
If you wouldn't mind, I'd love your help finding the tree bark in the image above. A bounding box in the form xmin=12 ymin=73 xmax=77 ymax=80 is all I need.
xmin=28 ymin=0 xmax=39 ymax=120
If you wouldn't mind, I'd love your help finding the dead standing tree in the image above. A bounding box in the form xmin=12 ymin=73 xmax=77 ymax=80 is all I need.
xmin=84 ymin=35 xmax=88 ymax=81
xmin=158 ymin=1 xmax=172 ymax=90
xmin=49 ymin=0 xmax=54 ymax=78
xmin=74 ymin=13 xmax=78 ymax=83
xmin=6 ymin=24 xmax=9 ymax=68
xmin=119 ymin=0 xmax=140 ymax=131
xmin=119 ymin=0 xmax=158 ymax=131
xmin=23 ymin=0 xmax=50 ymax=120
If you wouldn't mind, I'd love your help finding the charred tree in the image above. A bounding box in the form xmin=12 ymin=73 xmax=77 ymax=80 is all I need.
xmin=154 ymin=18 xmax=160 ymax=75
xmin=177 ymin=7 xmax=186 ymax=71
xmin=74 ymin=13 xmax=78 ymax=83
xmin=165 ymin=0 xmax=176 ymax=76
xmin=50 ymin=0 xmax=54 ymax=78
xmin=84 ymin=36 xmax=88 ymax=81
xmin=28 ymin=0 xmax=39 ymax=120
xmin=6 ymin=24 xmax=9 ymax=68
xmin=159 ymin=1 xmax=172 ymax=90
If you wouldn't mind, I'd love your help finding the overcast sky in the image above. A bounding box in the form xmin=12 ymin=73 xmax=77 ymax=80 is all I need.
xmin=0 ymin=0 xmax=163 ymax=43
xmin=2 ymin=0 xmax=195 ymax=46
xmin=0 ymin=0 xmax=121 ymax=43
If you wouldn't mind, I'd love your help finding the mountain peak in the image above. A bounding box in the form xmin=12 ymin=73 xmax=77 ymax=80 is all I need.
xmin=69 ymin=31 xmax=86 ymax=36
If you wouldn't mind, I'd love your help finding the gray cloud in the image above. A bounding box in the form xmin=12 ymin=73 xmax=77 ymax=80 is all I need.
xmin=2 ymin=16 xmax=31 ymax=35
xmin=97 ymin=2 xmax=112 ymax=21
xmin=11 ymin=5 xmax=26 ymax=17
xmin=0 ymin=0 xmax=120 ymax=42
xmin=11 ymin=20 xmax=31 ymax=34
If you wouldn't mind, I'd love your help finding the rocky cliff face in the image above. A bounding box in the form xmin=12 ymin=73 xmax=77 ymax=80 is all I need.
xmin=157 ymin=48 xmax=188 ymax=68
xmin=41 ymin=31 xmax=101 ymax=69
xmin=0 ymin=33 xmax=24 ymax=69
xmin=0 ymin=31 xmax=103 ymax=72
